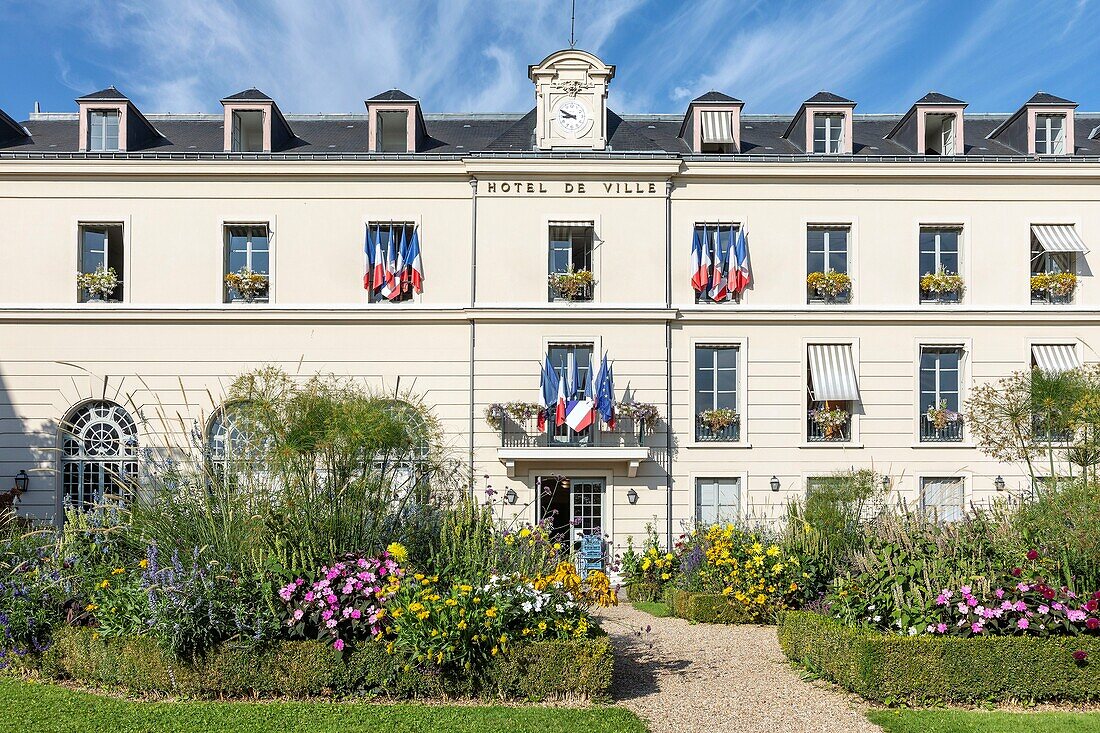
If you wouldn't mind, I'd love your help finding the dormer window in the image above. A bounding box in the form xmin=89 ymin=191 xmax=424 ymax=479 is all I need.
xmin=231 ymin=110 xmax=265 ymax=152
xmin=924 ymin=113 xmax=957 ymax=155
xmin=813 ymin=113 xmax=844 ymax=154
xmin=377 ymin=110 xmax=409 ymax=153
xmin=679 ymin=92 xmax=743 ymax=154
xmin=87 ymin=109 xmax=120 ymax=151
xmin=1035 ymin=114 xmax=1066 ymax=155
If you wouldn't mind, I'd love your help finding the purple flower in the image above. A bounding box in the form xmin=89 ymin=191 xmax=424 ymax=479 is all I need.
xmin=994 ymin=588 xmax=1005 ymax=599
xmin=1014 ymin=601 xmax=1027 ymax=612
xmin=1074 ymin=650 xmax=1088 ymax=662
xmin=936 ymin=623 xmax=947 ymax=634
xmin=1038 ymin=605 xmax=1050 ymax=615
xmin=1068 ymin=609 xmax=1088 ymax=622
xmin=971 ymin=622 xmax=983 ymax=633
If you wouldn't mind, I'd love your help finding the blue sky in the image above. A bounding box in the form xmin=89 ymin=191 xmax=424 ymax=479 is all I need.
xmin=1 ymin=0 xmax=1097 ymax=119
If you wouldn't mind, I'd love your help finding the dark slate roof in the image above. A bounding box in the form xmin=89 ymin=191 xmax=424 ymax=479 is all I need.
xmin=916 ymin=92 xmax=965 ymax=105
xmin=6 ymin=111 xmax=1100 ymax=158
xmin=221 ymin=88 xmax=274 ymax=102
xmin=368 ymin=89 xmax=417 ymax=102
xmin=804 ymin=91 xmax=855 ymax=105
xmin=0 ymin=107 xmax=28 ymax=144
xmin=1028 ymin=91 xmax=1076 ymax=105
xmin=76 ymin=86 xmax=129 ymax=101
xmin=691 ymin=91 xmax=742 ymax=104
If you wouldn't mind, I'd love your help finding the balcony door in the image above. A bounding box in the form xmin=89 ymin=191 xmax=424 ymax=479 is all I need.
xmin=547 ymin=344 xmax=594 ymax=445
xmin=537 ymin=475 xmax=605 ymax=555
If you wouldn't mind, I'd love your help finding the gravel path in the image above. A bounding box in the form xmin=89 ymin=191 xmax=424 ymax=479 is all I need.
xmin=597 ymin=603 xmax=880 ymax=733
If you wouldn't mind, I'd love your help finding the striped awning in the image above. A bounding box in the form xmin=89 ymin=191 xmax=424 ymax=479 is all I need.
xmin=1032 ymin=225 xmax=1089 ymax=254
xmin=808 ymin=344 xmax=860 ymax=402
xmin=1032 ymin=344 xmax=1080 ymax=374
xmin=548 ymin=220 xmax=594 ymax=228
xmin=700 ymin=111 xmax=735 ymax=144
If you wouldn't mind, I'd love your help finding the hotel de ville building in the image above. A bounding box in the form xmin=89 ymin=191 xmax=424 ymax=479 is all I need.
xmin=2 ymin=48 xmax=1100 ymax=553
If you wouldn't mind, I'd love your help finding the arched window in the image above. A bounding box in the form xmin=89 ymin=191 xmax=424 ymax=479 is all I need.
xmin=60 ymin=400 xmax=138 ymax=510
xmin=206 ymin=402 xmax=252 ymax=466
xmin=375 ymin=400 xmax=434 ymax=497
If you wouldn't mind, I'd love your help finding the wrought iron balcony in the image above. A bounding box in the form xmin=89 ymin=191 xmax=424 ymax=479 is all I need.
xmin=806 ymin=410 xmax=851 ymax=442
xmin=548 ymin=283 xmax=593 ymax=302
xmin=694 ymin=415 xmax=740 ymax=442
xmin=499 ymin=415 xmax=643 ymax=448
xmin=920 ymin=418 xmax=964 ymax=442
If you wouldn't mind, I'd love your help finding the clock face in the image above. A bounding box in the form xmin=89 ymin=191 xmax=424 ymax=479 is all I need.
xmin=555 ymin=100 xmax=589 ymax=134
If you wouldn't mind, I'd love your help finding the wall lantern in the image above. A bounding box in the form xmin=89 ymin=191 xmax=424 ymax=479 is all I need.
xmin=13 ymin=470 xmax=29 ymax=494
xmin=994 ymin=475 xmax=1006 ymax=491
xmin=769 ymin=475 xmax=780 ymax=492
xmin=504 ymin=487 xmax=519 ymax=505
xmin=626 ymin=488 xmax=639 ymax=505
xmin=881 ymin=475 xmax=890 ymax=491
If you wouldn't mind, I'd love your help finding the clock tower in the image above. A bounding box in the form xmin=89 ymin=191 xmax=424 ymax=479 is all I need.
xmin=529 ymin=49 xmax=615 ymax=150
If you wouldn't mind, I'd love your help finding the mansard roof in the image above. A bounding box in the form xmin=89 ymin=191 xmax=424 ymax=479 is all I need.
xmin=76 ymin=86 xmax=130 ymax=102
xmin=368 ymin=89 xmax=418 ymax=102
xmin=221 ymin=88 xmax=275 ymax=102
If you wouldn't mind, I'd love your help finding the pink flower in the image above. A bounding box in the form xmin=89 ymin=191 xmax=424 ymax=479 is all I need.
xmin=971 ymin=622 xmax=983 ymax=633
xmin=1053 ymin=602 xmax=1064 ymax=611
xmin=1014 ymin=601 xmax=1027 ymax=612
xmin=1001 ymin=601 xmax=1014 ymax=611
xmin=333 ymin=639 xmax=345 ymax=651
xmin=1017 ymin=583 xmax=1031 ymax=592
xmin=935 ymin=594 xmax=948 ymax=606
xmin=981 ymin=608 xmax=995 ymax=619
xmin=1087 ymin=618 xmax=1100 ymax=630
xmin=1038 ymin=605 xmax=1049 ymax=615
xmin=936 ymin=623 xmax=947 ymax=634
xmin=995 ymin=588 xmax=1005 ymax=599
xmin=292 ymin=609 xmax=303 ymax=621
xmin=321 ymin=609 xmax=333 ymax=621
xmin=1017 ymin=618 xmax=1030 ymax=630
xmin=1068 ymin=609 xmax=1088 ymax=622
xmin=325 ymin=618 xmax=337 ymax=628
xmin=960 ymin=585 xmax=972 ymax=595
xmin=304 ymin=591 xmax=315 ymax=602
xmin=956 ymin=602 xmax=969 ymax=614
xmin=351 ymin=609 xmax=361 ymax=619
xmin=966 ymin=596 xmax=978 ymax=607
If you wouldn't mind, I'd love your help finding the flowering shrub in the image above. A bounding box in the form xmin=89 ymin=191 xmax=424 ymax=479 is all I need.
xmin=86 ymin=562 xmax=149 ymax=639
xmin=76 ymin=265 xmax=119 ymax=300
xmin=279 ymin=550 xmax=403 ymax=651
xmin=919 ymin=268 xmax=965 ymax=297
xmin=806 ymin=271 xmax=851 ymax=300
xmin=616 ymin=401 xmax=660 ymax=432
xmin=224 ymin=267 xmax=269 ymax=302
xmin=680 ymin=524 xmax=803 ymax=622
xmin=0 ymin=543 xmax=64 ymax=666
xmin=534 ymin=561 xmax=617 ymax=608
xmin=620 ymin=524 xmax=678 ymax=601
xmin=1031 ymin=272 xmax=1077 ymax=299
xmin=926 ymin=554 xmax=1100 ymax=637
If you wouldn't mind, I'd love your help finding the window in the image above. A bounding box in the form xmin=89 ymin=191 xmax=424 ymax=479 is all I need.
xmin=693 ymin=223 xmax=740 ymax=303
xmin=224 ymin=224 xmax=271 ymax=303
xmin=547 ymin=344 xmax=594 ymax=444
xmin=695 ymin=345 xmax=739 ymax=441
xmin=1030 ymin=227 xmax=1081 ymax=304
xmin=806 ymin=226 xmax=849 ymax=303
xmin=699 ymin=110 xmax=736 ymax=153
xmin=78 ymin=223 xmax=124 ymax=302
xmin=60 ymin=401 xmax=138 ymax=511
xmin=813 ymin=113 xmax=844 ymax=154
xmin=377 ymin=110 xmax=408 ymax=153
xmin=919 ymin=227 xmax=962 ymax=303
xmin=920 ymin=477 xmax=964 ymax=522
xmin=366 ymin=222 xmax=418 ymax=302
xmin=207 ymin=403 xmax=254 ymax=468
xmin=88 ymin=110 xmax=120 ymax=152
xmin=806 ymin=344 xmax=858 ymax=442
xmin=1035 ymin=114 xmax=1066 ymax=155
xmin=695 ymin=478 xmax=740 ymax=526
xmin=231 ymin=110 xmax=265 ymax=152
xmin=919 ymin=347 xmax=963 ymax=442
xmin=924 ymin=113 xmax=956 ymax=155
xmin=549 ymin=224 xmax=594 ymax=301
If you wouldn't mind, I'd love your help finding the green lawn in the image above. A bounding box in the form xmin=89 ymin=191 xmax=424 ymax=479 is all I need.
xmin=0 ymin=678 xmax=646 ymax=733
xmin=632 ymin=600 xmax=670 ymax=618
xmin=868 ymin=709 xmax=1100 ymax=733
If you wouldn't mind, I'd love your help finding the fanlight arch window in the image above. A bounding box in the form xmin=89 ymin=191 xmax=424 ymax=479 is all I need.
xmin=60 ymin=400 xmax=138 ymax=510
xmin=206 ymin=402 xmax=254 ymax=466
xmin=373 ymin=400 xmax=434 ymax=498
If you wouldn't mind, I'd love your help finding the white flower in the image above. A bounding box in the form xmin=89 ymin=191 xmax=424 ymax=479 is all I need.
xmin=873 ymin=615 xmax=882 ymax=622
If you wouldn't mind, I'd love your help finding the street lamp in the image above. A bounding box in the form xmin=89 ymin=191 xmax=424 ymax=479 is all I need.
xmin=769 ymin=475 xmax=780 ymax=492
xmin=626 ymin=487 xmax=639 ymax=505
xmin=881 ymin=475 xmax=890 ymax=491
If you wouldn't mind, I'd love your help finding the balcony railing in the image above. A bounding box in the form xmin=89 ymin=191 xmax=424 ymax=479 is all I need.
xmin=1031 ymin=416 xmax=1074 ymax=443
xmin=920 ymin=418 xmax=964 ymax=442
xmin=1031 ymin=292 xmax=1072 ymax=305
xmin=806 ymin=289 xmax=851 ymax=304
xmin=548 ymin=283 xmax=593 ymax=302
xmin=500 ymin=416 xmax=642 ymax=448
xmin=806 ymin=410 xmax=851 ymax=442
xmin=695 ymin=415 xmax=740 ymax=442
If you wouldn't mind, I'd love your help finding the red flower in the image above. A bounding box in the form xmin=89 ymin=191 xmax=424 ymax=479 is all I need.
xmin=1026 ymin=550 xmax=1039 ymax=561
xmin=1011 ymin=567 xmax=1023 ymax=577
xmin=1042 ymin=587 xmax=1056 ymax=600
xmin=1074 ymin=650 xmax=1089 ymax=662
xmin=1087 ymin=618 xmax=1099 ymax=630
xmin=1093 ymin=591 xmax=1100 ymax=601
xmin=1087 ymin=600 xmax=1098 ymax=612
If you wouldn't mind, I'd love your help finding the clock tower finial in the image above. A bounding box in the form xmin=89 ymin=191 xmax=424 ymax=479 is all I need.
xmin=569 ymin=0 xmax=576 ymax=49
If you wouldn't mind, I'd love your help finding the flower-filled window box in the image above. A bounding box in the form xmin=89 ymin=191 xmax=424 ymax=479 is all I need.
xmin=808 ymin=404 xmax=851 ymax=441
xmin=548 ymin=268 xmax=595 ymax=301
xmin=696 ymin=408 xmax=739 ymax=442
xmin=76 ymin=265 xmax=119 ymax=303
xmin=484 ymin=401 xmax=543 ymax=430
xmin=806 ymin=271 xmax=852 ymax=303
xmin=919 ymin=268 xmax=964 ymax=303
xmin=616 ymin=401 xmax=659 ymax=439
xmin=1030 ymin=272 xmax=1077 ymax=304
xmin=225 ymin=268 xmax=269 ymax=303
xmin=923 ymin=399 xmax=963 ymax=442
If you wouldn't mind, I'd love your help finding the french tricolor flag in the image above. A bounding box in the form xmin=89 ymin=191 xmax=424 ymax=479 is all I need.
xmin=405 ymin=228 xmax=424 ymax=293
xmin=690 ymin=225 xmax=711 ymax=293
xmin=371 ymin=226 xmax=387 ymax=292
xmin=731 ymin=226 xmax=751 ymax=295
xmin=555 ymin=369 xmax=567 ymax=427
xmin=363 ymin=226 xmax=375 ymax=291
xmin=565 ymin=367 xmax=596 ymax=432
xmin=708 ymin=227 xmax=731 ymax=302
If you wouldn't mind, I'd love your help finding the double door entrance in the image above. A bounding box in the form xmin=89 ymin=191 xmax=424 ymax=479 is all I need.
xmin=536 ymin=475 xmax=605 ymax=555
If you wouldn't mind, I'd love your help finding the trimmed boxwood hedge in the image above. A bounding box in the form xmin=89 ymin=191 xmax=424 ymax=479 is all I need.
xmin=778 ymin=610 xmax=1100 ymax=704
xmin=30 ymin=627 xmax=612 ymax=702
xmin=662 ymin=588 xmax=759 ymax=624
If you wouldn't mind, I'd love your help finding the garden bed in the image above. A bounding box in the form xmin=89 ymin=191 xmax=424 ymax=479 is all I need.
xmin=779 ymin=610 xmax=1100 ymax=704
xmin=26 ymin=627 xmax=612 ymax=702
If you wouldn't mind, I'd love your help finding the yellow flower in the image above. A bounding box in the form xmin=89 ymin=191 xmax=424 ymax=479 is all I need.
xmin=538 ymin=621 xmax=547 ymax=631
xmin=111 ymin=568 xmax=125 ymax=575
xmin=485 ymin=606 xmax=497 ymax=618
xmin=138 ymin=559 xmax=149 ymax=569
xmin=459 ymin=584 xmax=473 ymax=593
xmin=519 ymin=527 xmax=531 ymax=538
xmin=445 ymin=598 xmax=458 ymax=607
xmin=414 ymin=573 xmax=425 ymax=581
xmin=98 ymin=580 xmax=110 ymax=589
xmin=386 ymin=542 xmax=409 ymax=563
xmin=755 ymin=594 xmax=767 ymax=605
xmin=85 ymin=603 xmax=98 ymax=612
xmin=416 ymin=611 xmax=430 ymax=620
xmin=457 ymin=620 xmax=467 ymax=630
xmin=766 ymin=545 xmax=780 ymax=557
xmin=499 ymin=634 xmax=508 ymax=644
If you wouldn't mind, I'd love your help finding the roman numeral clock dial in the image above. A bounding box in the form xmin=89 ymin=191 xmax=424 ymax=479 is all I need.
xmin=555 ymin=100 xmax=589 ymax=135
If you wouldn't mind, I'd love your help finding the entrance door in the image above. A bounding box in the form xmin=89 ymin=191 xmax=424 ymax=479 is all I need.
xmin=537 ymin=476 xmax=605 ymax=553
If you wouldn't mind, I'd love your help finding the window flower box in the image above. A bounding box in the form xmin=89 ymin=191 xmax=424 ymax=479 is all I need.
xmin=925 ymin=399 xmax=961 ymax=431
xmin=77 ymin=265 xmax=119 ymax=302
xmin=919 ymin=269 xmax=964 ymax=302
xmin=484 ymin=401 xmax=543 ymax=430
xmin=1031 ymin=272 xmax=1077 ymax=303
xmin=806 ymin=271 xmax=852 ymax=303
xmin=696 ymin=408 xmax=739 ymax=442
xmin=616 ymin=401 xmax=659 ymax=438
xmin=225 ymin=268 xmax=269 ymax=302
xmin=548 ymin=268 xmax=594 ymax=301
xmin=808 ymin=405 xmax=850 ymax=440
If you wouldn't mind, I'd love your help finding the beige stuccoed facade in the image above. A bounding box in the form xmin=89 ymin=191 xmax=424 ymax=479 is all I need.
xmin=2 ymin=50 xmax=1100 ymax=557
